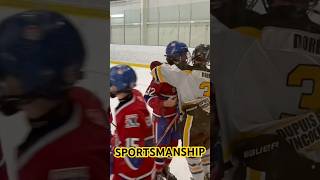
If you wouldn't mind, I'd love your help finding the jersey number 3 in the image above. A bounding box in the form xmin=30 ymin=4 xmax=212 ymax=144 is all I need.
xmin=199 ymin=81 xmax=210 ymax=97
xmin=287 ymin=65 xmax=320 ymax=111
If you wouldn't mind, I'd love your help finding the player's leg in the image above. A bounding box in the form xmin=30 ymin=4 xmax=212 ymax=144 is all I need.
xmin=154 ymin=116 xmax=171 ymax=178
xmin=201 ymin=148 xmax=210 ymax=179
xmin=154 ymin=115 xmax=179 ymax=180
xmin=199 ymin=131 xmax=210 ymax=179
xmin=162 ymin=135 xmax=178 ymax=180
xmin=190 ymin=110 xmax=211 ymax=179
xmin=182 ymin=114 xmax=205 ymax=180
xmin=160 ymin=116 xmax=179 ymax=180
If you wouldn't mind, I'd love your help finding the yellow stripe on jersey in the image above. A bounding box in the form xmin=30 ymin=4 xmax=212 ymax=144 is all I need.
xmin=233 ymin=26 xmax=261 ymax=40
xmin=155 ymin=66 xmax=165 ymax=83
xmin=151 ymin=66 xmax=162 ymax=82
xmin=151 ymin=68 xmax=159 ymax=82
xmin=183 ymin=115 xmax=193 ymax=147
xmin=182 ymin=70 xmax=192 ymax=75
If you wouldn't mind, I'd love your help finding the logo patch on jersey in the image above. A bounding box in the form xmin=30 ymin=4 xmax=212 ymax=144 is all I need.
xmin=48 ymin=166 xmax=90 ymax=180
xmin=125 ymin=114 xmax=140 ymax=128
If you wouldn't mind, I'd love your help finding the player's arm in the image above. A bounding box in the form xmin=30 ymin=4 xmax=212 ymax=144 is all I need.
xmin=144 ymin=81 xmax=177 ymax=113
xmin=144 ymin=80 xmax=164 ymax=110
xmin=151 ymin=64 xmax=188 ymax=87
xmin=182 ymin=96 xmax=210 ymax=115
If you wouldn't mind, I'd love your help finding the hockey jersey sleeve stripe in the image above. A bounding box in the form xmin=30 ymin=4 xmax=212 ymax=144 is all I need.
xmin=151 ymin=68 xmax=159 ymax=82
xmin=155 ymin=161 xmax=165 ymax=165
xmin=119 ymin=168 xmax=153 ymax=180
xmin=155 ymin=66 xmax=165 ymax=83
xmin=144 ymin=135 xmax=154 ymax=141
xmin=146 ymin=96 xmax=157 ymax=107
xmin=124 ymin=156 xmax=140 ymax=170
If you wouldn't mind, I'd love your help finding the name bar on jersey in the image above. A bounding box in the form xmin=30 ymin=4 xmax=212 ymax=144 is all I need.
xmin=113 ymin=147 xmax=206 ymax=158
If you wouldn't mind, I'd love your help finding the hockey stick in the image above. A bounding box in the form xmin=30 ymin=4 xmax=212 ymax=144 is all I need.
xmin=156 ymin=113 xmax=180 ymax=147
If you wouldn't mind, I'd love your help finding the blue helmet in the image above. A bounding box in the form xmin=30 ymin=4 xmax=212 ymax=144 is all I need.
xmin=165 ymin=41 xmax=189 ymax=65
xmin=0 ymin=10 xmax=85 ymax=97
xmin=110 ymin=65 xmax=137 ymax=93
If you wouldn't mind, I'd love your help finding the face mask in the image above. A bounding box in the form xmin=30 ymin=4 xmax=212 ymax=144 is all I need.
xmin=0 ymin=94 xmax=36 ymax=116
xmin=0 ymin=97 xmax=21 ymax=116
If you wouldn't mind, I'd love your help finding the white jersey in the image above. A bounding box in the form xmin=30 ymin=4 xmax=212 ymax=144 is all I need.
xmin=213 ymin=15 xmax=320 ymax=179
xmin=152 ymin=63 xmax=210 ymax=111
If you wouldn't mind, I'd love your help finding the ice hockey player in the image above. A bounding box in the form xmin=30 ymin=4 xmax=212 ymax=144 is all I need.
xmin=213 ymin=0 xmax=320 ymax=179
xmin=191 ymin=44 xmax=210 ymax=72
xmin=110 ymin=64 xmax=155 ymax=180
xmin=152 ymin=41 xmax=211 ymax=180
xmin=0 ymin=11 xmax=108 ymax=179
xmin=144 ymin=60 xmax=179 ymax=180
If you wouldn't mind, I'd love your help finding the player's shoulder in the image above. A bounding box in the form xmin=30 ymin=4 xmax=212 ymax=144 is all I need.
xmin=68 ymin=86 xmax=103 ymax=107
xmin=122 ymin=89 xmax=148 ymax=111
xmin=132 ymin=89 xmax=145 ymax=101
xmin=148 ymin=79 xmax=161 ymax=87
xmin=68 ymin=86 xmax=107 ymax=127
xmin=158 ymin=63 xmax=179 ymax=71
xmin=160 ymin=81 xmax=175 ymax=89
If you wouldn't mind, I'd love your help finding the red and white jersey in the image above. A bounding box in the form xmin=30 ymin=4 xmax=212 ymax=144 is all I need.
xmin=144 ymin=79 xmax=178 ymax=118
xmin=18 ymin=87 xmax=108 ymax=180
xmin=113 ymin=89 xmax=154 ymax=179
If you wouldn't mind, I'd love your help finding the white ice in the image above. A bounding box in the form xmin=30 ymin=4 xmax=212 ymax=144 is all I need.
xmin=110 ymin=64 xmax=192 ymax=180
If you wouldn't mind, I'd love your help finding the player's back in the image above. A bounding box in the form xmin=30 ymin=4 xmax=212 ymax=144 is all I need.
xmin=153 ymin=64 xmax=210 ymax=108
xmin=213 ymin=16 xmax=320 ymax=163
